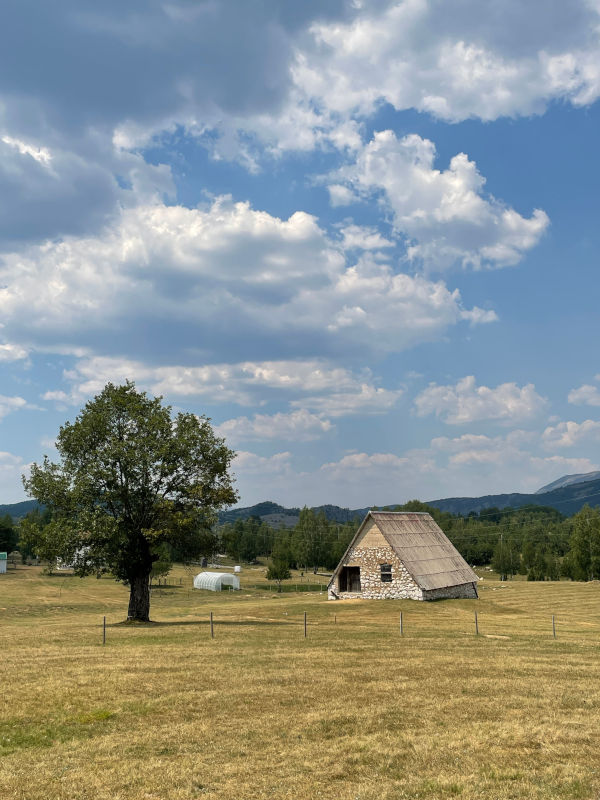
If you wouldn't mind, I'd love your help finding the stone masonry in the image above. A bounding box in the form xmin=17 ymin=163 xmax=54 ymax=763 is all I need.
xmin=328 ymin=545 xmax=424 ymax=601
xmin=328 ymin=512 xmax=479 ymax=601
xmin=422 ymin=582 xmax=478 ymax=600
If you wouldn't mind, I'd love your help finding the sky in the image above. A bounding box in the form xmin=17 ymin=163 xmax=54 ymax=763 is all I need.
xmin=1 ymin=0 xmax=600 ymax=509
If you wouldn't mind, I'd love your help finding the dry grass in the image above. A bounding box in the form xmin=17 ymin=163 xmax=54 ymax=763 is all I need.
xmin=1 ymin=565 xmax=600 ymax=799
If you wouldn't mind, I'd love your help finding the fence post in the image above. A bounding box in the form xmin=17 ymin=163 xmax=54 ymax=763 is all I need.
xmin=103 ymin=615 xmax=106 ymax=645
xmin=552 ymin=614 xmax=556 ymax=639
xmin=304 ymin=611 xmax=307 ymax=638
xmin=210 ymin=611 xmax=214 ymax=639
xmin=400 ymin=610 xmax=403 ymax=636
xmin=475 ymin=611 xmax=479 ymax=636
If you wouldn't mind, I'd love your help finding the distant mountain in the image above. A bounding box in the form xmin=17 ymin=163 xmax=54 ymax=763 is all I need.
xmin=219 ymin=501 xmax=300 ymax=526
xmin=535 ymin=471 xmax=600 ymax=494
xmin=218 ymin=500 xmax=368 ymax=527
xmin=8 ymin=473 xmax=600 ymax=529
xmin=220 ymin=478 xmax=600 ymax=527
xmin=0 ymin=500 xmax=41 ymax=520
xmin=426 ymin=476 xmax=600 ymax=517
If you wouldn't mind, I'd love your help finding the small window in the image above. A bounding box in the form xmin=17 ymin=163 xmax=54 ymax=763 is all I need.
xmin=380 ymin=563 xmax=393 ymax=583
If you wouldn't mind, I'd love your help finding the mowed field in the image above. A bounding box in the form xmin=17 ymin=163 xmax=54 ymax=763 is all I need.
xmin=1 ymin=566 xmax=600 ymax=800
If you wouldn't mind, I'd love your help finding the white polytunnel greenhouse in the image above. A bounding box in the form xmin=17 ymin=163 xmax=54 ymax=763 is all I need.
xmin=193 ymin=572 xmax=241 ymax=591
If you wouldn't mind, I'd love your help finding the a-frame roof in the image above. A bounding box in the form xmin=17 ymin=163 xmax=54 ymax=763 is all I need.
xmin=334 ymin=511 xmax=478 ymax=592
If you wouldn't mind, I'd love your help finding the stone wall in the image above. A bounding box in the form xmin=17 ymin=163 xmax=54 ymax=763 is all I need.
xmin=422 ymin=582 xmax=478 ymax=600
xmin=328 ymin=543 xmax=479 ymax=602
xmin=328 ymin=545 xmax=423 ymax=601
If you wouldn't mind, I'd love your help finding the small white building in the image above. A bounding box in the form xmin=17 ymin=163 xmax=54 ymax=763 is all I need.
xmin=193 ymin=572 xmax=240 ymax=591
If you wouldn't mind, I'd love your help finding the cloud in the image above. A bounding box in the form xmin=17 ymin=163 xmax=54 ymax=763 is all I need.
xmin=0 ymin=395 xmax=27 ymax=420
xmin=292 ymin=384 xmax=403 ymax=417
xmin=414 ymin=376 xmax=546 ymax=424
xmin=427 ymin=431 xmax=599 ymax=493
xmin=0 ymin=199 xmax=494 ymax=361
xmin=337 ymin=224 xmax=394 ymax=251
xmin=542 ymin=420 xmax=600 ymax=448
xmin=0 ymin=1 xmax=353 ymax=215
xmin=1 ymin=0 xmax=595 ymax=242
xmin=568 ymin=383 xmax=600 ymax=406
xmin=296 ymin=0 xmax=600 ymax=124
xmin=232 ymin=450 xmax=293 ymax=476
xmin=328 ymin=184 xmax=358 ymax=207
xmin=216 ymin=410 xmax=333 ymax=443
xmin=0 ymin=342 xmax=28 ymax=362
xmin=40 ymin=436 xmax=58 ymax=452
xmin=0 ymin=136 xmax=123 ymax=249
xmin=0 ymin=450 xmax=27 ymax=503
xmin=0 ymin=0 xmax=570 ymax=266
xmin=44 ymin=355 xmax=392 ymax=410
xmin=329 ymin=131 xmax=549 ymax=271
xmin=228 ymin=426 xmax=600 ymax=508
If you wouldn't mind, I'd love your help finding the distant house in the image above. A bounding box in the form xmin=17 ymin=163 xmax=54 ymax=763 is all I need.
xmin=328 ymin=511 xmax=478 ymax=601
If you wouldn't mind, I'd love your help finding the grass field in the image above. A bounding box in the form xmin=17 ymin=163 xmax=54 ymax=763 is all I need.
xmin=1 ymin=565 xmax=600 ymax=800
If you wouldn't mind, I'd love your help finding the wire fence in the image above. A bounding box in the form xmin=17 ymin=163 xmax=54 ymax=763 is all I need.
xmin=150 ymin=577 xmax=329 ymax=593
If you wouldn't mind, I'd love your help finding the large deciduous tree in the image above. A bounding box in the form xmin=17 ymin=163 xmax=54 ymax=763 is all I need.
xmin=24 ymin=382 xmax=238 ymax=621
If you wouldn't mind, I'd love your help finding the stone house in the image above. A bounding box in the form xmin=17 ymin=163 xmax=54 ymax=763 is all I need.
xmin=328 ymin=511 xmax=478 ymax=601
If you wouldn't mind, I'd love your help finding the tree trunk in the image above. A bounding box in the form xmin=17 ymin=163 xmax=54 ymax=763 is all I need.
xmin=127 ymin=569 xmax=152 ymax=621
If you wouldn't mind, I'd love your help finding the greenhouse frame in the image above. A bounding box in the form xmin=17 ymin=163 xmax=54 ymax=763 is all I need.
xmin=193 ymin=572 xmax=241 ymax=591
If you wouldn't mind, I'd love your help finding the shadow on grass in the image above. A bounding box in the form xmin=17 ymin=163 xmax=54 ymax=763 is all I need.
xmin=111 ymin=618 xmax=295 ymax=628
xmin=43 ymin=572 xmax=79 ymax=579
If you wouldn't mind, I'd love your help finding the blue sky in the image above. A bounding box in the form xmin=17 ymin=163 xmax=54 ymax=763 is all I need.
xmin=1 ymin=0 xmax=600 ymax=508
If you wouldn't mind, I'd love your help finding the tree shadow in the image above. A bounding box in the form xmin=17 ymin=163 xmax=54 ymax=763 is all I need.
xmin=112 ymin=618 xmax=294 ymax=628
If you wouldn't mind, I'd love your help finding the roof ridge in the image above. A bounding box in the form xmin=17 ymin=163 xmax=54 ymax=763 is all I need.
xmin=370 ymin=510 xmax=432 ymax=515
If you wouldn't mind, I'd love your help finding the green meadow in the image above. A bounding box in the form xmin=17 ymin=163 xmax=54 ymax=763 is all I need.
xmin=1 ymin=565 xmax=600 ymax=800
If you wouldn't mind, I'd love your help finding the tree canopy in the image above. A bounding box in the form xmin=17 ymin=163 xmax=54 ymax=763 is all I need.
xmin=24 ymin=382 xmax=238 ymax=621
xmin=0 ymin=514 xmax=17 ymax=554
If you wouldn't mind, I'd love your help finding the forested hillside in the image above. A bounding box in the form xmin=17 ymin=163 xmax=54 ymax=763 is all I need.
xmin=9 ymin=487 xmax=600 ymax=583
xmin=426 ymin=476 xmax=600 ymax=516
xmin=217 ymin=501 xmax=600 ymax=583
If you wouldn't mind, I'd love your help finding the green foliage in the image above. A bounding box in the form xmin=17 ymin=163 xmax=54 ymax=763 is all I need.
xmin=0 ymin=514 xmax=17 ymax=554
xmin=266 ymin=538 xmax=292 ymax=591
xmin=150 ymin=543 xmax=172 ymax=579
xmin=18 ymin=514 xmax=81 ymax=573
xmin=23 ymin=382 xmax=237 ymax=620
xmin=265 ymin=560 xmax=291 ymax=591
xmin=17 ymin=508 xmax=52 ymax=560
xmin=220 ymin=516 xmax=272 ymax=563
xmin=491 ymin=535 xmax=520 ymax=579
xmin=221 ymin=498 xmax=600 ymax=585
xmin=568 ymin=505 xmax=600 ymax=581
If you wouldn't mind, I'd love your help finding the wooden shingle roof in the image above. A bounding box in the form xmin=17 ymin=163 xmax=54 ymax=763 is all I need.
xmin=367 ymin=511 xmax=478 ymax=591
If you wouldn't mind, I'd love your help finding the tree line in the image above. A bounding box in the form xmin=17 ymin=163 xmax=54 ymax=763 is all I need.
xmin=216 ymin=500 xmax=600 ymax=582
xmin=9 ymin=495 xmax=600 ymax=584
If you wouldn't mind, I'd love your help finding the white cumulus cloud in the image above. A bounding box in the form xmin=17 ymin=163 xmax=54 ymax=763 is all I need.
xmin=542 ymin=420 xmax=600 ymax=448
xmin=293 ymin=384 xmax=403 ymax=417
xmin=568 ymin=383 xmax=600 ymax=406
xmin=296 ymin=0 xmax=600 ymax=125
xmin=44 ymin=356 xmax=401 ymax=414
xmin=216 ymin=410 xmax=333 ymax=443
xmin=0 ymin=199 xmax=495 ymax=361
xmin=329 ymin=131 xmax=549 ymax=271
xmin=414 ymin=376 xmax=546 ymax=425
xmin=0 ymin=342 xmax=28 ymax=362
xmin=0 ymin=395 xmax=27 ymax=420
